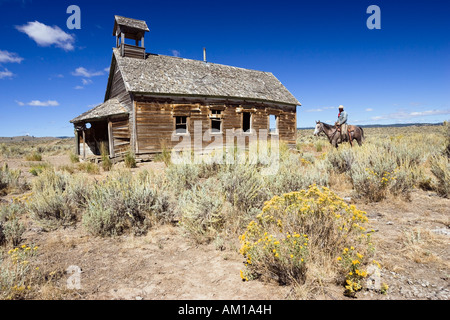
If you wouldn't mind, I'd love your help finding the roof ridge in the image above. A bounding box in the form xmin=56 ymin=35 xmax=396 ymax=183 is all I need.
xmin=112 ymin=47 xmax=273 ymax=74
xmin=111 ymin=47 xmax=300 ymax=106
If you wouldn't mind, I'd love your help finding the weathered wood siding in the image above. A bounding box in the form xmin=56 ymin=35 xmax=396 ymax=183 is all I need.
xmin=111 ymin=117 xmax=131 ymax=154
xmin=121 ymin=43 xmax=145 ymax=59
xmin=135 ymin=101 xmax=296 ymax=154
xmin=106 ymin=60 xmax=134 ymax=152
xmin=108 ymin=62 xmax=132 ymax=109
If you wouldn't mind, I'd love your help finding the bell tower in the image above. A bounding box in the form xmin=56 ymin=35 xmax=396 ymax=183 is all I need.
xmin=113 ymin=15 xmax=149 ymax=59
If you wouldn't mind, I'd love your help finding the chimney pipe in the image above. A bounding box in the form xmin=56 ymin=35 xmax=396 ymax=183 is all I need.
xmin=203 ymin=47 xmax=207 ymax=63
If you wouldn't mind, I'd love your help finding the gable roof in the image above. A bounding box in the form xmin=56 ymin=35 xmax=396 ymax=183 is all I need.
xmin=113 ymin=15 xmax=149 ymax=35
xmin=113 ymin=48 xmax=300 ymax=106
xmin=70 ymin=98 xmax=128 ymax=123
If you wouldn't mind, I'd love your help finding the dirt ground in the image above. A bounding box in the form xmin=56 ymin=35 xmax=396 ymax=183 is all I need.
xmin=1 ymin=153 xmax=449 ymax=300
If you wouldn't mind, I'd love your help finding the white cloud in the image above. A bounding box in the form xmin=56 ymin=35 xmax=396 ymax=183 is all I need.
xmin=82 ymin=78 xmax=93 ymax=85
xmin=16 ymin=21 xmax=75 ymax=51
xmin=74 ymin=85 xmax=84 ymax=90
xmin=104 ymin=67 xmax=110 ymax=73
xmin=0 ymin=68 xmax=14 ymax=79
xmin=16 ymin=100 xmax=59 ymax=107
xmin=305 ymin=106 xmax=336 ymax=112
xmin=365 ymin=108 xmax=373 ymax=112
xmin=171 ymin=50 xmax=181 ymax=57
xmin=0 ymin=50 xmax=24 ymax=63
xmin=72 ymin=67 xmax=104 ymax=78
xmin=370 ymin=109 xmax=450 ymax=121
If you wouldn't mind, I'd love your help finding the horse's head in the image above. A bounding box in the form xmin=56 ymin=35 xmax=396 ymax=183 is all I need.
xmin=313 ymin=121 xmax=322 ymax=136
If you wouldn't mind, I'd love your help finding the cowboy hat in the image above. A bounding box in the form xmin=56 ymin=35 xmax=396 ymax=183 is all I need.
xmin=338 ymin=105 xmax=344 ymax=110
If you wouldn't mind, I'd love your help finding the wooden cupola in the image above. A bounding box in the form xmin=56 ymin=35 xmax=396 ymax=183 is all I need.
xmin=113 ymin=15 xmax=149 ymax=59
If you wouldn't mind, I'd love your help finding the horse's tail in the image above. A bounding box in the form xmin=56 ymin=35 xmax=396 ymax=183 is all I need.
xmin=359 ymin=126 xmax=365 ymax=142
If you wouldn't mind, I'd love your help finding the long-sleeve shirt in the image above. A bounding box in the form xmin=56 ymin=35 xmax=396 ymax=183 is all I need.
xmin=338 ymin=111 xmax=348 ymax=125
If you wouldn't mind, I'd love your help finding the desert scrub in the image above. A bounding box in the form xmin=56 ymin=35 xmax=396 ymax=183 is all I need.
xmin=100 ymin=143 xmax=112 ymax=172
xmin=69 ymin=152 xmax=80 ymax=163
xmin=218 ymin=163 xmax=270 ymax=214
xmin=124 ymin=150 xmax=137 ymax=168
xmin=24 ymin=151 xmax=42 ymax=162
xmin=328 ymin=144 xmax=416 ymax=201
xmin=165 ymin=163 xmax=201 ymax=192
xmin=336 ymin=247 xmax=369 ymax=297
xmin=82 ymin=170 xmax=172 ymax=236
xmin=265 ymin=153 xmax=329 ymax=195
xmin=29 ymin=162 xmax=51 ymax=176
xmin=28 ymin=169 xmax=84 ymax=229
xmin=178 ymin=177 xmax=227 ymax=243
xmin=0 ymin=204 xmax=26 ymax=246
xmin=76 ymin=161 xmax=100 ymax=174
xmin=430 ymin=155 xmax=450 ymax=197
xmin=0 ymin=244 xmax=40 ymax=299
xmin=239 ymin=185 xmax=373 ymax=287
xmin=0 ymin=163 xmax=28 ymax=195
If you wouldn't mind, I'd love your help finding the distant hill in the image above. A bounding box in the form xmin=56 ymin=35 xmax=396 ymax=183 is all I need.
xmin=298 ymin=122 xmax=444 ymax=130
xmin=0 ymin=136 xmax=72 ymax=143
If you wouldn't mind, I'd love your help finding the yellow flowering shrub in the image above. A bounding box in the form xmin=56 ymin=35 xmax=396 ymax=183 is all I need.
xmin=1 ymin=244 xmax=39 ymax=300
xmin=337 ymin=247 xmax=368 ymax=297
xmin=239 ymin=185 xmax=372 ymax=287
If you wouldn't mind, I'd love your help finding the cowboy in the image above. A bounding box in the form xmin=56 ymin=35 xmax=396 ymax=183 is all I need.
xmin=336 ymin=105 xmax=349 ymax=143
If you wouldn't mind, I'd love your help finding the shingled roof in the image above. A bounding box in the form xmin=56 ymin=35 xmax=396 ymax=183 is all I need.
xmin=113 ymin=48 xmax=300 ymax=106
xmin=70 ymin=98 xmax=128 ymax=123
xmin=113 ymin=16 xmax=149 ymax=36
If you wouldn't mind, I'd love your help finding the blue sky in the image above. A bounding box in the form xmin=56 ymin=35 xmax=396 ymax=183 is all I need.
xmin=0 ymin=0 xmax=449 ymax=136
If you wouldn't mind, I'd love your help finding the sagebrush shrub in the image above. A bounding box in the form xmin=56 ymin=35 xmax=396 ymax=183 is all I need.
xmin=100 ymin=143 xmax=112 ymax=172
xmin=165 ymin=163 xmax=200 ymax=192
xmin=178 ymin=178 xmax=227 ymax=243
xmin=218 ymin=163 xmax=270 ymax=213
xmin=265 ymin=153 xmax=329 ymax=196
xmin=82 ymin=170 xmax=172 ymax=236
xmin=0 ymin=163 xmax=28 ymax=194
xmin=28 ymin=169 xmax=82 ymax=229
xmin=0 ymin=203 xmax=26 ymax=246
xmin=28 ymin=187 xmax=75 ymax=230
xmin=24 ymin=152 xmax=42 ymax=162
xmin=430 ymin=155 xmax=450 ymax=198
xmin=327 ymin=144 xmax=416 ymax=201
xmin=124 ymin=150 xmax=137 ymax=168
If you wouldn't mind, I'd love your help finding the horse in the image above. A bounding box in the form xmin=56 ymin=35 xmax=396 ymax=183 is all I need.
xmin=313 ymin=121 xmax=365 ymax=148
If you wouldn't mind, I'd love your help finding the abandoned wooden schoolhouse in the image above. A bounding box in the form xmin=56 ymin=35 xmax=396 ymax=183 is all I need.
xmin=70 ymin=15 xmax=301 ymax=160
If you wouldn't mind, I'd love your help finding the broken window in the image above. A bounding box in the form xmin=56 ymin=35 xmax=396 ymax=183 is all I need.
xmin=242 ymin=112 xmax=251 ymax=133
xmin=175 ymin=116 xmax=188 ymax=134
xmin=269 ymin=114 xmax=278 ymax=134
xmin=210 ymin=109 xmax=222 ymax=133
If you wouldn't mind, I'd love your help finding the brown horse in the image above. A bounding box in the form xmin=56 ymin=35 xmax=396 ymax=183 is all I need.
xmin=313 ymin=121 xmax=365 ymax=148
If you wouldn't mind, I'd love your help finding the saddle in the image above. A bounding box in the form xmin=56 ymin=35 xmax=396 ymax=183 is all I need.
xmin=335 ymin=122 xmax=353 ymax=146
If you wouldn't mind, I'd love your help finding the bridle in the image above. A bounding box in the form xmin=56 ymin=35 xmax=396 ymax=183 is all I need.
xmin=317 ymin=122 xmax=338 ymax=141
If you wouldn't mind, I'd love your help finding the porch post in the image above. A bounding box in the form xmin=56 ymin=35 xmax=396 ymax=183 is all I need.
xmin=74 ymin=130 xmax=80 ymax=155
xmin=82 ymin=130 xmax=86 ymax=160
xmin=108 ymin=120 xmax=115 ymax=158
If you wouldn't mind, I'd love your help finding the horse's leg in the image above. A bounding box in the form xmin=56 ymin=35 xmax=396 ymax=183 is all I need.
xmin=356 ymin=129 xmax=363 ymax=146
xmin=332 ymin=136 xmax=339 ymax=148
